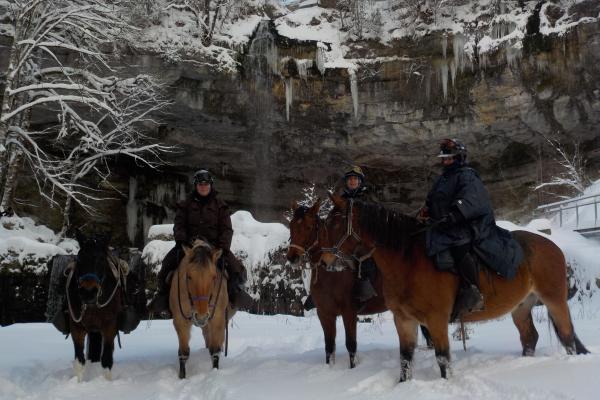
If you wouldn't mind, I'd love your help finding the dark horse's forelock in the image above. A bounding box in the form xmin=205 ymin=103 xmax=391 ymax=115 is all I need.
xmin=354 ymin=200 xmax=419 ymax=256
xmin=293 ymin=205 xmax=310 ymax=220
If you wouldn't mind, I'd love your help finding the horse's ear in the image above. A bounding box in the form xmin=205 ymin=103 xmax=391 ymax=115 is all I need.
xmin=328 ymin=192 xmax=346 ymax=210
xmin=291 ymin=200 xmax=299 ymax=210
xmin=211 ymin=248 xmax=223 ymax=264
xmin=309 ymin=197 xmax=322 ymax=213
xmin=182 ymin=244 xmax=192 ymax=258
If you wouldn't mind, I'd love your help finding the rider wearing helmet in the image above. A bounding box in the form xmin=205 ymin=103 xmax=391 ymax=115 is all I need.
xmin=421 ymin=139 xmax=486 ymax=318
xmin=149 ymin=169 xmax=253 ymax=316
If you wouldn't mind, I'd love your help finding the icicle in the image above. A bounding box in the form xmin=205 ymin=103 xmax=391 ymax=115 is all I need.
xmin=296 ymin=59 xmax=313 ymax=80
xmin=126 ymin=176 xmax=138 ymax=244
xmin=506 ymin=44 xmax=521 ymax=70
xmin=440 ymin=62 xmax=449 ymax=100
xmin=248 ymin=20 xmax=278 ymax=75
xmin=453 ymin=33 xmax=468 ymax=73
xmin=285 ymin=77 xmax=293 ymax=122
xmin=450 ymin=60 xmax=457 ymax=88
xmin=316 ymin=42 xmax=327 ymax=75
xmin=442 ymin=34 xmax=448 ymax=59
xmin=349 ymin=70 xmax=358 ymax=121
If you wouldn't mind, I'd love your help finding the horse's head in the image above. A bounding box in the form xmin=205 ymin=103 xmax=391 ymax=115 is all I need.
xmin=75 ymin=230 xmax=111 ymax=305
xmin=180 ymin=240 xmax=222 ymax=328
xmin=286 ymin=198 xmax=322 ymax=264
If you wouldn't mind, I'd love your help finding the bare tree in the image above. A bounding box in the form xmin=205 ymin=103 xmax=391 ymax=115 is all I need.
xmin=0 ymin=0 xmax=173 ymax=228
xmin=164 ymin=0 xmax=234 ymax=46
xmin=535 ymin=136 xmax=589 ymax=199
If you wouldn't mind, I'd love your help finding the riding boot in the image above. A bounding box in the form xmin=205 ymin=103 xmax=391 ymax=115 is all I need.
xmin=303 ymin=294 xmax=316 ymax=311
xmin=148 ymin=245 xmax=181 ymax=318
xmin=454 ymin=252 xmax=484 ymax=318
xmin=228 ymin=271 xmax=254 ymax=310
xmin=354 ymin=258 xmax=378 ymax=311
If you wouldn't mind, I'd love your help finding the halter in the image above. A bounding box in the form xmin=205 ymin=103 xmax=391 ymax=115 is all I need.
xmin=176 ymin=247 xmax=225 ymax=324
xmin=289 ymin=211 xmax=322 ymax=268
xmin=65 ymin=253 xmax=124 ymax=323
xmin=321 ymin=199 xmax=376 ymax=276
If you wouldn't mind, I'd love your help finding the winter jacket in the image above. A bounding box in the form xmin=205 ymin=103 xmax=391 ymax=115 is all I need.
xmin=425 ymin=163 xmax=523 ymax=279
xmin=173 ymin=191 xmax=233 ymax=251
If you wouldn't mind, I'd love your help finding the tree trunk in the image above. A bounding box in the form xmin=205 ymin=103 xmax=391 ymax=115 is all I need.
xmin=59 ymin=191 xmax=74 ymax=239
xmin=0 ymin=146 xmax=23 ymax=212
xmin=0 ymin=19 xmax=23 ymax=201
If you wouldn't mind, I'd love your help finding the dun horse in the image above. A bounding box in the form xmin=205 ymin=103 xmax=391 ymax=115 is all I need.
xmin=287 ymin=199 xmax=431 ymax=368
xmin=320 ymin=194 xmax=589 ymax=382
xmin=170 ymin=240 xmax=234 ymax=379
xmin=66 ymin=232 xmax=125 ymax=381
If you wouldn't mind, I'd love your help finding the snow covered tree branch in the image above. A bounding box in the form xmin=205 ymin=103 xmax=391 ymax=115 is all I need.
xmin=164 ymin=0 xmax=234 ymax=46
xmin=535 ymin=136 xmax=589 ymax=199
xmin=0 ymin=1 xmax=174 ymax=229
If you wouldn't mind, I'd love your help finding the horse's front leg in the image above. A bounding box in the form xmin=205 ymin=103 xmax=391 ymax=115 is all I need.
xmin=341 ymin=309 xmax=358 ymax=368
xmin=393 ymin=314 xmax=418 ymax=382
xmin=101 ymin=323 xmax=118 ymax=380
xmin=175 ymin=319 xmax=192 ymax=379
xmin=425 ymin=317 xmax=451 ymax=379
xmin=317 ymin=309 xmax=336 ymax=365
xmin=71 ymin=325 xmax=86 ymax=382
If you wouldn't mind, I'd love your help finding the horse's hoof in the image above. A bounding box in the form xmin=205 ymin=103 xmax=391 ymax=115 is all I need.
xmin=103 ymin=368 xmax=112 ymax=381
xmin=73 ymin=360 xmax=85 ymax=382
xmin=349 ymin=353 xmax=357 ymax=369
xmin=179 ymin=369 xmax=186 ymax=379
xmin=212 ymin=355 xmax=219 ymax=369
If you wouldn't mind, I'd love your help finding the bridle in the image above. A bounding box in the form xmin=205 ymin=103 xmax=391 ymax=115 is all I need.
xmin=289 ymin=209 xmax=323 ymax=268
xmin=176 ymin=246 xmax=225 ymax=326
xmin=320 ymin=199 xmax=376 ymax=276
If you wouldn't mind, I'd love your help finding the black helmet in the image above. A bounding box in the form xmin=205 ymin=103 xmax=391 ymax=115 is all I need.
xmin=438 ymin=138 xmax=467 ymax=162
xmin=344 ymin=165 xmax=365 ymax=181
xmin=192 ymin=169 xmax=214 ymax=185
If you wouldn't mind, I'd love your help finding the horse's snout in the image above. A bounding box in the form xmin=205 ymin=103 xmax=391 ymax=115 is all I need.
xmin=192 ymin=312 xmax=209 ymax=328
xmin=286 ymin=250 xmax=300 ymax=264
xmin=79 ymin=282 xmax=99 ymax=304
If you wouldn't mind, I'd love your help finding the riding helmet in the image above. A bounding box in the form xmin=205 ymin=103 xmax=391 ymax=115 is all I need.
xmin=438 ymin=138 xmax=467 ymax=162
xmin=192 ymin=169 xmax=214 ymax=185
xmin=344 ymin=165 xmax=365 ymax=181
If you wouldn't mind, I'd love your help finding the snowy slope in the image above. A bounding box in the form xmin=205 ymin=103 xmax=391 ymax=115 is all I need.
xmin=1 ymin=311 xmax=599 ymax=400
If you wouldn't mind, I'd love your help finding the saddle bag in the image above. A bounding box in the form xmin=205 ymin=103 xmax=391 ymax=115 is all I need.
xmin=118 ymin=306 xmax=141 ymax=334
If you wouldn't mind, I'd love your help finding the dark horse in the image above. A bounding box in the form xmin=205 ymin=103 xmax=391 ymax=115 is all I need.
xmin=66 ymin=231 xmax=125 ymax=381
xmin=320 ymin=194 xmax=589 ymax=382
xmin=287 ymin=199 xmax=431 ymax=369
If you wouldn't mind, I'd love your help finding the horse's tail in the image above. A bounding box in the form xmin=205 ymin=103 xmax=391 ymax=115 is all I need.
xmin=87 ymin=332 xmax=103 ymax=362
xmin=549 ymin=314 xmax=590 ymax=355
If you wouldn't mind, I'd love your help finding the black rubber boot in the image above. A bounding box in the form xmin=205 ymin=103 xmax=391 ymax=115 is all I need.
xmin=303 ymin=294 xmax=316 ymax=311
xmin=355 ymin=278 xmax=377 ymax=303
xmin=452 ymin=251 xmax=484 ymax=320
xmin=228 ymin=272 xmax=254 ymax=311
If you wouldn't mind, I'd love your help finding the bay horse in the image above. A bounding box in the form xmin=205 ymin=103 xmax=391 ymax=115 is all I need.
xmin=287 ymin=199 xmax=387 ymax=368
xmin=170 ymin=240 xmax=234 ymax=379
xmin=287 ymin=199 xmax=432 ymax=369
xmin=66 ymin=231 xmax=125 ymax=381
xmin=320 ymin=193 xmax=589 ymax=382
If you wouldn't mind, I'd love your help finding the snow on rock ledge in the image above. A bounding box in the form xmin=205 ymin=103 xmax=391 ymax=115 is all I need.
xmin=0 ymin=215 xmax=78 ymax=274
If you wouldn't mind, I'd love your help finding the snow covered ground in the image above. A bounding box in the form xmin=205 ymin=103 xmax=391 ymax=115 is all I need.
xmin=1 ymin=309 xmax=599 ymax=400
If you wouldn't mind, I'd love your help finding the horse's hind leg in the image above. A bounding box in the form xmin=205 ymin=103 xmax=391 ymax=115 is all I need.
xmin=511 ymin=293 xmax=539 ymax=356
xmin=393 ymin=315 xmax=418 ymax=382
xmin=317 ymin=310 xmax=336 ymax=365
xmin=175 ymin=320 xmax=192 ymax=379
xmin=341 ymin=310 xmax=358 ymax=368
xmin=71 ymin=327 xmax=86 ymax=382
xmin=536 ymin=288 xmax=589 ymax=355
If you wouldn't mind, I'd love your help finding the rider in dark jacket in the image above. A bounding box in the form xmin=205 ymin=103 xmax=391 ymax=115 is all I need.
xmin=421 ymin=139 xmax=487 ymax=317
xmin=149 ymin=169 xmax=252 ymax=316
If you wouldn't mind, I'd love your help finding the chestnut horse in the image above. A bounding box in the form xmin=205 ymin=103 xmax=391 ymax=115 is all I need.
xmin=66 ymin=231 xmax=125 ymax=381
xmin=320 ymin=194 xmax=589 ymax=382
xmin=170 ymin=240 xmax=234 ymax=378
xmin=287 ymin=199 xmax=432 ymax=368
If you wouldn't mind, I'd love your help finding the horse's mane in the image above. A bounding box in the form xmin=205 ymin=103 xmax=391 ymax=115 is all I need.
xmin=353 ymin=200 xmax=420 ymax=255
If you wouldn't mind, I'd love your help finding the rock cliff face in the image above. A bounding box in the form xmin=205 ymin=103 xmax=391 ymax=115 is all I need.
xmin=3 ymin=4 xmax=600 ymax=247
